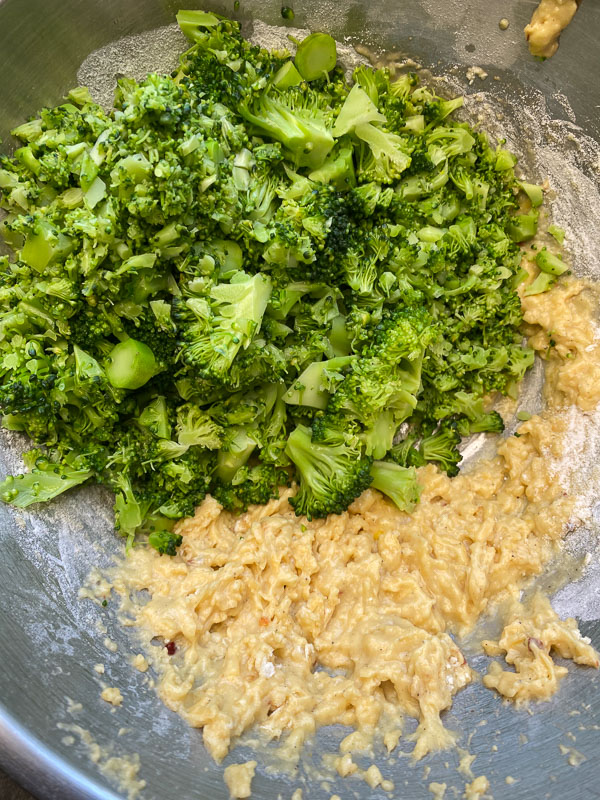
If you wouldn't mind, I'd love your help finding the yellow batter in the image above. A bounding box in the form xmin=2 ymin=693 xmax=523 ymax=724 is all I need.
xmin=109 ymin=273 xmax=600 ymax=769
xmin=525 ymin=0 xmax=579 ymax=58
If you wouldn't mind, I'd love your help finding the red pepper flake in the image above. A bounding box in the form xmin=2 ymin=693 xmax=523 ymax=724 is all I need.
xmin=165 ymin=641 xmax=177 ymax=655
xmin=259 ymin=616 xmax=270 ymax=627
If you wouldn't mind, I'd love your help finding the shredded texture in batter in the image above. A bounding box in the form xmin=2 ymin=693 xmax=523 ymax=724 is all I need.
xmin=109 ymin=277 xmax=600 ymax=767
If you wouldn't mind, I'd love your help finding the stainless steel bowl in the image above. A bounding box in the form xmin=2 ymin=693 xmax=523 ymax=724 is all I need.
xmin=1 ymin=1 xmax=600 ymax=798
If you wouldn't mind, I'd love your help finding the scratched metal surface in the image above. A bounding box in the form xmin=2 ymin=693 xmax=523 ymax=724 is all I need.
xmin=0 ymin=1 xmax=599 ymax=798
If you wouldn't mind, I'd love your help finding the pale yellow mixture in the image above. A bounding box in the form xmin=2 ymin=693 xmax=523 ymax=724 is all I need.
xmin=525 ymin=0 xmax=579 ymax=58
xmin=109 ymin=272 xmax=600 ymax=775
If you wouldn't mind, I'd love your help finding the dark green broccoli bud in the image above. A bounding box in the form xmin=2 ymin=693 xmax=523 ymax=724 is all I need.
xmin=212 ymin=463 xmax=288 ymax=511
xmin=122 ymin=307 xmax=178 ymax=369
xmin=148 ymin=529 xmax=183 ymax=556
xmin=285 ymin=424 xmax=372 ymax=519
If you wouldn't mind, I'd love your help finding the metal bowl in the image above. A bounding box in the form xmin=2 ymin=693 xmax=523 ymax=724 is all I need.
xmin=1 ymin=1 xmax=600 ymax=798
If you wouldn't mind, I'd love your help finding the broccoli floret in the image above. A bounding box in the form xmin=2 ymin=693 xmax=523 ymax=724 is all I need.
xmin=456 ymin=410 xmax=505 ymax=436
xmin=176 ymin=403 xmax=223 ymax=448
xmin=355 ymin=123 xmax=413 ymax=184
xmin=122 ymin=307 xmax=178 ymax=369
xmin=240 ymin=86 xmax=336 ymax=170
xmin=285 ymin=424 xmax=372 ymax=519
xmin=148 ymin=529 xmax=183 ymax=556
xmin=175 ymin=271 xmax=272 ymax=385
xmin=369 ymin=460 xmax=421 ymax=512
xmin=212 ymin=463 xmax=288 ymax=511
xmin=420 ymin=424 xmax=462 ymax=477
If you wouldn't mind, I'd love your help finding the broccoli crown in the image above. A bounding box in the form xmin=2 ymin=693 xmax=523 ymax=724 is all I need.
xmin=0 ymin=9 xmax=547 ymax=550
xmin=285 ymin=424 xmax=373 ymax=519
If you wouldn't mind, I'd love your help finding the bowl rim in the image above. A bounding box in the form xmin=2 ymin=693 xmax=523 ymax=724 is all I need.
xmin=0 ymin=702 xmax=121 ymax=800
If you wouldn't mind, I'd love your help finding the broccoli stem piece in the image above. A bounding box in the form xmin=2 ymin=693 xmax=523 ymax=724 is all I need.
xmin=518 ymin=181 xmax=543 ymax=208
xmin=176 ymin=9 xmax=221 ymax=40
xmin=272 ymin=61 xmax=303 ymax=89
xmin=329 ymin=315 xmax=352 ymax=356
xmin=369 ymin=461 xmax=421 ymax=513
xmin=283 ymin=355 xmax=356 ymax=410
xmin=21 ymin=221 xmax=73 ymax=272
xmin=294 ymin=32 xmax=337 ymax=81
xmin=331 ymin=84 xmax=386 ymax=137
xmin=217 ymin=428 xmax=256 ymax=482
xmin=308 ymin=146 xmax=356 ymax=190
xmin=548 ymin=224 xmax=565 ymax=245
xmin=0 ymin=466 xmax=93 ymax=507
xmin=106 ymin=338 xmax=158 ymax=390
xmin=360 ymin=410 xmax=398 ymax=460
xmin=535 ymin=247 xmax=568 ymax=276
xmin=507 ymin=211 xmax=538 ymax=243
xmin=495 ymin=149 xmax=517 ymax=171
xmin=523 ymin=271 xmax=555 ymax=296
xmin=138 ymin=397 xmax=171 ymax=439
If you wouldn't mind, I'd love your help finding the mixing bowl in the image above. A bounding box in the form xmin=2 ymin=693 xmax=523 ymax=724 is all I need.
xmin=1 ymin=1 xmax=600 ymax=798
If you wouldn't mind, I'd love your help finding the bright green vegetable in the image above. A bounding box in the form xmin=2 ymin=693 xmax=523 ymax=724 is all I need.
xmin=0 ymin=8 xmax=564 ymax=551
xmin=148 ymin=530 xmax=183 ymax=555
xmin=524 ymin=271 xmax=556 ymax=296
xmin=369 ymin=461 xmax=421 ymax=513
xmin=0 ymin=464 xmax=93 ymax=507
xmin=519 ymin=181 xmax=544 ymax=208
xmin=536 ymin=247 xmax=569 ymax=276
xmin=507 ymin=211 xmax=539 ymax=242
xmin=106 ymin=339 xmax=158 ymax=390
xmin=548 ymin=224 xmax=565 ymax=244
xmin=294 ymin=32 xmax=337 ymax=81
xmin=272 ymin=61 xmax=303 ymax=89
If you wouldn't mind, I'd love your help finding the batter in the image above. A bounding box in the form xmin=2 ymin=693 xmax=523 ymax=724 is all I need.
xmin=525 ymin=0 xmax=580 ymax=58
xmin=108 ymin=273 xmax=600 ymax=769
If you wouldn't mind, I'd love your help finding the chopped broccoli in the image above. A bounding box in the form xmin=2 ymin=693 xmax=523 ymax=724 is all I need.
xmin=369 ymin=460 xmax=421 ymax=512
xmin=148 ymin=529 xmax=183 ymax=556
xmin=175 ymin=271 xmax=272 ymax=385
xmin=240 ymin=87 xmax=336 ymax=170
xmin=285 ymin=424 xmax=372 ymax=519
xmin=0 ymin=8 xmax=553 ymax=548
xmin=0 ymin=459 xmax=93 ymax=507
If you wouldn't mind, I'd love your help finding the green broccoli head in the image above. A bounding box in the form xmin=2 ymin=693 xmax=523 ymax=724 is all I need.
xmin=240 ymin=86 xmax=337 ymax=170
xmin=285 ymin=424 xmax=372 ymax=520
xmin=419 ymin=424 xmax=462 ymax=477
xmin=175 ymin=271 xmax=272 ymax=385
